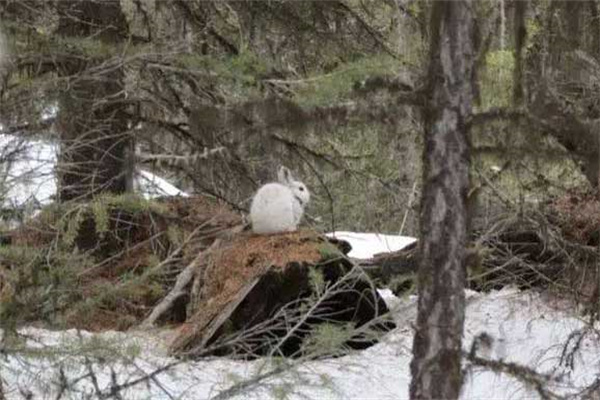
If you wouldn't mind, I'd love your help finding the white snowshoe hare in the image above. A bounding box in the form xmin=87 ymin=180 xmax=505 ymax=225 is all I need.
xmin=250 ymin=166 xmax=310 ymax=234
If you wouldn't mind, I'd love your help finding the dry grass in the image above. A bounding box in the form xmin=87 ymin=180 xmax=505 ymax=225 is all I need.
xmin=550 ymin=189 xmax=600 ymax=245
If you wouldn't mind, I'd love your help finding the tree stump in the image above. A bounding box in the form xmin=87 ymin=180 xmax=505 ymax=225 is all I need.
xmin=170 ymin=231 xmax=395 ymax=359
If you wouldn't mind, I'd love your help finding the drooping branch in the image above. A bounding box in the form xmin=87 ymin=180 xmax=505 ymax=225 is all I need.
xmin=189 ymin=90 xmax=422 ymax=138
xmin=465 ymin=353 xmax=561 ymax=400
xmin=335 ymin=0 xmax=401 ymax=59
xmin=471 ymin=101 xmax=599 ymax=187
xmin=173 ymin=0 xmax=239 ymax=55
xmin=137 ymin=147 xmax=226 ymax=168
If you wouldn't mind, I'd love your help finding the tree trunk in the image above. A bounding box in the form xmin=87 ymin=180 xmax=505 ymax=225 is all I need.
xmin=590 ymin=1 xmax=600 ymax=56
xmin=409 ymin=1 xmax=474 ymax=399
xmin=499 ymin=0 xmax=505 ymax=50
xmin=56 ymin=0 xmax=132 ymax=202
xmin=513 ymin=0 xmax=527 ymax=105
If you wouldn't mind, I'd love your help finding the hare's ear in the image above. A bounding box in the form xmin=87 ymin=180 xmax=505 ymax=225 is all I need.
xmin=277 ymin=166 xmax=293 ymax=184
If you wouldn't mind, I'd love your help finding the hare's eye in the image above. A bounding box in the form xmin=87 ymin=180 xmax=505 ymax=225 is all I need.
xmin=299 ymin=187 xmax=305 ymax=191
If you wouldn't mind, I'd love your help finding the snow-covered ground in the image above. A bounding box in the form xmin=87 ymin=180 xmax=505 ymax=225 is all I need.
xmin=1 ymin=233 xmax=599 ymax=399
xmin=2 ymin=287 xmax=597 ymax=399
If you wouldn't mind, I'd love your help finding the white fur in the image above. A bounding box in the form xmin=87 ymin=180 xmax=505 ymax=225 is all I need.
xmin=250 ymin=166 xmax=310 ymax=234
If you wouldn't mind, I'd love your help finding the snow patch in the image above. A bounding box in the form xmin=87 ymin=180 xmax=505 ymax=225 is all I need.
xmin=0 ymin=135 xmax=187 ymax=216
xmin=136 ymin=169 xmax=188 ymax=199
xmin=327 ymin=231 xmax=416 ymax=259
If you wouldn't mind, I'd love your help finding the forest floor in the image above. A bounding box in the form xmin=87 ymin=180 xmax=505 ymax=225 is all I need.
xmin=1 ymin=233 xmax=597 ymax=400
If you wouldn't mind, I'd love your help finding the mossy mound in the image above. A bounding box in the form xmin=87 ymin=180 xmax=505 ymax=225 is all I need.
xmin=1 ymin=195 xmax=394 ymax=359
xmin=0 ymin=195 xmax=243 ymax=331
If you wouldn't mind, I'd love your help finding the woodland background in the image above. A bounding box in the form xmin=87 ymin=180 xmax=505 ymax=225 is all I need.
xmin=0 ymin=1 xmax=597 ymax=234
xmin=1 ymin=0 xmax=587 ymax=236
xmin=1 ymin=1 xmax=600 ymax=399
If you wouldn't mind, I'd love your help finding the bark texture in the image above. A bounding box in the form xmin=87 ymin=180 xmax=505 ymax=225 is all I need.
xmin=512 ymin=0 xmax=527 ymax=105
xmin=409 ymin=1 xmax=474 ymax=399
xmin=57 ymin=0 xmax=132 ymax=202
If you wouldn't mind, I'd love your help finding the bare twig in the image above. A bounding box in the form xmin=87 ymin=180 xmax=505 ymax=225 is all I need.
xmin=399 ymin=180 xmax=417 ymax=235
xmin=465 ymin=353 xmax=563 ymax=400
xmin=140 ymin=238 xmax=222 ymax=329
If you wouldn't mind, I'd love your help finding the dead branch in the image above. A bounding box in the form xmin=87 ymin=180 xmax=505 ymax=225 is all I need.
xmin=137 ymin=147 xmax=226 ymax=168
xmin=355 ymin=242 xmax=419 ymax=282
xmin=470 ymin=107 xmax=563 ymax=137
xmin=97 ymin=361 xmax=180 ymax=400
xmin=209 ymin=365 xmax=288 ymax=400
xmin=140 ymin=238 xmax=222 ymax=329
xmin=465 ymin=353 xmax=562 ymax=400
xmin=470 ymin=95 xmax=598 ymax=187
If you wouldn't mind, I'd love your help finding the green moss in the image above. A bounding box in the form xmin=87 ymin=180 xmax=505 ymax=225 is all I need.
xmin=167 ymin=225 xmax=183 ymax=247
xmin=388 ymin=273 xmax=416 ymax=296
xmin=318 ymin=243 xmax=343 ymax=261
xmin=48 ymin=193 xmax=166 ymax=246
xmin=174 ymin=52 xmax=269 ymax=98
xmin=0 ymin=245 xmax=93 ymax=327
xmin=479 ymin=50 xmax=514 ymax=110
xmin=303 ymin=322 xmax=354 ymax=355
xmin=308 ymin=267 xmax=326 ymax=296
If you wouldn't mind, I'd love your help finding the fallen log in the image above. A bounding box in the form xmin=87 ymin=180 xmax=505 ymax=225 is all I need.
xmin=355 ymin=241 xmax=419 ymax=284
